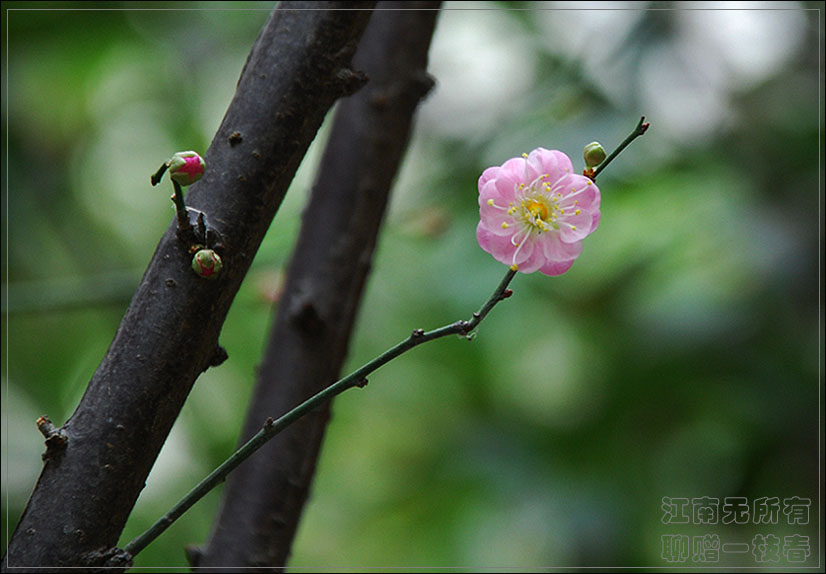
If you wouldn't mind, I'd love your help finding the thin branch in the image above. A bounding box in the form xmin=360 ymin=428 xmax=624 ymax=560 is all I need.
xmin=126 ymin=113 xmax=648 ymax=563
xmin=170 ymin=181 xmax=193 ymax=235
xmin=123 ymin=267 xmax=516 ymax=558
xmin=591 ymin=116 xmax=650 ymax=179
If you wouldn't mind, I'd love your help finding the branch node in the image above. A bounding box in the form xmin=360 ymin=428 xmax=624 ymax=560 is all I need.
xmin=369 ymin=90 xmax=389 ymax=110
xmin=355 ymin=377 xmax=369 ymax=388
xmin=184 ymin=544 xmax=202 ymax=567
xmin=37 ymin=416 xmax=68 ymax=460
xmin=264 ymin=417 xmax=275 ymax=429
xmin=335 ymin=67 xmax=368 ymax=97
xmin=411 ymin=328 xmax=425 ymax=338
xmin=208 ymin=345 xmax=229 ymax=369
xmin=80 ymin=546 xmax=133 ymax=569
xmin=228 ymin=131 xmax=243 ymax=146
xmin=501 ymin=289 xmax=514 ymax=300
xmin=408 ymin=70 xmax=436 ymax=101
xmin=36 ymin=415 xmax=57 ymax=438
xmin=290 ymin=300 xmax=326 ymax=335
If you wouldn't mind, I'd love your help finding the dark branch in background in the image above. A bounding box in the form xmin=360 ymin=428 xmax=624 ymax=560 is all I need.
xmin=197 ymin=4 xmax=442 ymax=569
xmin=2 ymin=3 xmax=375 ymax=571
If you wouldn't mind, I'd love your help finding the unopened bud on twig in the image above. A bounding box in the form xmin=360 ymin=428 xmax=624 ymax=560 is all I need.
xmin=583 ymin=141 xmax=606 ymax=168
xmin=169 ymin=151 xmax=206 ymax=186
xmin=192 ymin=249 xmax=222 ymax=279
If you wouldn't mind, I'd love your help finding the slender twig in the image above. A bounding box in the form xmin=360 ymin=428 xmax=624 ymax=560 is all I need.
xmin=123 ymin=267 xmax=516 ymax=558
xmin=150 ymin=162 xmax=169 ymax=186
xmin=151 ymin=161 xmax=194 ymax=235
xmin=151 ymin=161 xmax=193 ymax=235
xmin=171 ymin=181 xmax=193 ymax=234
xmin=123 ymin=115 xmax=650 ymax=559
xmin=592 ymin=116 xmax=650 ymax=179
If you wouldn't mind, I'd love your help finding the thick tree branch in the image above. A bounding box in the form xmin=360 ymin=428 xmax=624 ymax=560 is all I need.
xmin=2 ymin=3 xmax=374 ymax=570
xmin=196 ymin=3 xmax=442 ymax=569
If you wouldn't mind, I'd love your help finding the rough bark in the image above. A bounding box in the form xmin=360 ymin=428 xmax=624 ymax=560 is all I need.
xmin=196 ymin=4 xmax=441 ymax=570
xmin=2 ymin=3 xmax=374 ymax=570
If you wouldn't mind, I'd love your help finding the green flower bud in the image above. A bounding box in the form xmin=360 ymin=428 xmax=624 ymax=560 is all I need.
xmin=192 ymin=249 xmax=222 ymax=279
xmin=583 ymin=142 xmax=606 ymax=168
xmin=169 ymin=151 xmax=205 ymax=186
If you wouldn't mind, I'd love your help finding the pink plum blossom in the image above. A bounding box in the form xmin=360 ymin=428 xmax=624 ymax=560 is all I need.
xmin=476 ymin=148 xmax=601 ymax=276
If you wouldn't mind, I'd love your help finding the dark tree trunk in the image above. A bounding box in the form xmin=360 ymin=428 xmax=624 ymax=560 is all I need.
xmin=2 ymin=3 xmax=374 ymax=570
xmin=197 ymin=3 xmax=442 ymax=569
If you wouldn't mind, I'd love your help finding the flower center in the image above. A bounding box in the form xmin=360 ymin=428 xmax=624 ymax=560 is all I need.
xmin=517 ymin=179 xmax=560 ymax=233
xmin=526 ymin=199 xmax=548 ymax=222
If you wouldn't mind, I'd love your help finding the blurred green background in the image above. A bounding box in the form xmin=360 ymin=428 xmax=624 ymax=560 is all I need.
xmin=2 ymin=1 xmax=821 ymax=569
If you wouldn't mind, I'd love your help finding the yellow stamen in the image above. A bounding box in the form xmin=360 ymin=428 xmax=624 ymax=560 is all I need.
xmin=501 ymin=222 xmax=509 ymax=229
xmin=510 ymin=263 xmax=519 ymax=271
xmin=526 ymin=199 xmax=549 ymax=221
xmin=487 ymin=199 xmax=495 ymax=206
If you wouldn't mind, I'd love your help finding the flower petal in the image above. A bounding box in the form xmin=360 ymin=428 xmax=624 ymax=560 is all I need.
xmin=539 ymin=258 xmax=576 ymax=276
xmin=499 ymin=156 xmax=528 ymax=182
xmin=560 ymin=177 xmax=600 ymax=211
xmin=515 ymin=238 xmax=546 ymax=273
xmin=491 ymin=159 xmax=525 ymax=204
xmin=512 ymin=231 xmax=536 ymax=266
xmin=477 ymin=223 xmax=516 ymax=265
xmin=478 ymin=166 xmax=500 ymax=190
xmin=478 ymin=181 xmax=517 ymax=236
xmin=540 ymin=231 xmax=582 ymax=261
xmin=591 ymin=210 xmax=601 ymax=231
xmin=527 ymin=148 xmax=573 ymax=181
xmin=557 ymin=210 xmax=594 ymax=242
